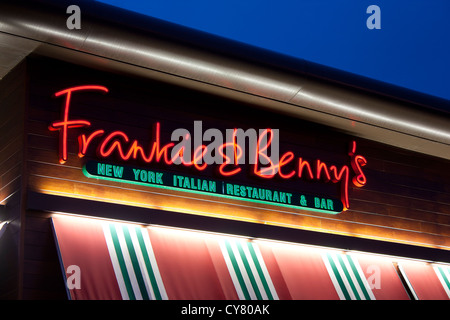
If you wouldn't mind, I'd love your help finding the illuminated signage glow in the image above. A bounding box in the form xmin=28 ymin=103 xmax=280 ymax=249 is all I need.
xmin=83 ymin=160 xmax=343 ymax=214
xmin=49 ymin=85 xmax=368 ymax=212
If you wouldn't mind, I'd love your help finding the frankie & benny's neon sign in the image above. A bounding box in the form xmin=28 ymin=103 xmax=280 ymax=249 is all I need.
xmin=48 ymin=85 xmax=367 ymax=211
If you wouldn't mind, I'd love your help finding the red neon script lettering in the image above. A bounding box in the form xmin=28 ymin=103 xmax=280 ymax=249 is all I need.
xmin=78 ymin=129 xmax=105 ymax=157
xmin=49 ymin=85 xmax=108 ymax=163
xmin=349 ymin=141 xmax=367 ymax=187
xmin=50 ymin=85 xmax=368 ymax=211
xmin=253 ymin=129 xmax=278 ymax=178
xmin=218 ymin=129 xmax=243 ymax=176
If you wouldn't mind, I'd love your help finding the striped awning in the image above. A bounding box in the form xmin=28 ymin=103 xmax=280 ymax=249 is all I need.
xmin=51 ymin=215 xmax=449 ymax=300
xmin=398 ymin=260 xmax=450 ymax=300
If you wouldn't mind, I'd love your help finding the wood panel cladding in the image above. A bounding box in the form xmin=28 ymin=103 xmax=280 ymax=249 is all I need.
xmin=0 ymin=61 xmax=27 ymax=299
xmin=25 ymin=56 xmax=450 ymax=251
xmin=0 ymin=62 xmax=26 ymax=208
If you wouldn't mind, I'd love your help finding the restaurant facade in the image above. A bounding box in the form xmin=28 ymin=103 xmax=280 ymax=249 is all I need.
xmin=1 ymin=0 xmax=450 ymax=300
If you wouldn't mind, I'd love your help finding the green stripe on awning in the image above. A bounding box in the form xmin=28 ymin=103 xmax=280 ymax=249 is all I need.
xmin=134 ymin=227 xmax=162 ymax=300
xmin=221 ymin=239 xmax=278 ymax=300
xmin=108 ymin=224 xmax=136 ymax=300
xmin=122 ymin=225 xmax=150 ymax=300
xmin=224 ymin=240 xmax=252 ymax=300
xmin=236 ymin=241 xmax=263 ymax=300
xmin=347 ymin=254 xmax=371 ymax=300
xmin=105 ymin=223 xmax=166 ymax=300
xmin=324 ymin=252 xmax=375 ymax=300
xmin=247 ymin=241 xmax=274 ymax=300
xmin=435 ymin=265 xmax=450 ymax=298
xmin=326 ymin=252 xmax=351 ymax=300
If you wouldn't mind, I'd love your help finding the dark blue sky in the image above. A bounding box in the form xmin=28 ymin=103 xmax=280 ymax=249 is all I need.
xmin=97 ymin=0 xmax=450 ymax=102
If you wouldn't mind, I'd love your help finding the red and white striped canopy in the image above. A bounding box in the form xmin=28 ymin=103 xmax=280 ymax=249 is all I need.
xmin=51 ymin=215 xmax=450 ymax=300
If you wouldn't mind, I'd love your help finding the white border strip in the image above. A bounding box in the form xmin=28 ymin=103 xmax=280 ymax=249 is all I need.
xmin=102 ymin=223 xmax=129 ymax=300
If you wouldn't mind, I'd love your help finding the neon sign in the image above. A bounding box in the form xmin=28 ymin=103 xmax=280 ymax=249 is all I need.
xmin=83 ymin=160 xmax=344 ymax=213
xmin=49 ymin=85 xmax=367 ymax=212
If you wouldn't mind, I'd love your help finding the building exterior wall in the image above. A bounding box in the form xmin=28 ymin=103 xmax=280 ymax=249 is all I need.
xmin=26 ymin=56 xmax=450 ymax=248
xmin=0 ymin=61 xmax=27 ymax=299
xmin=1 ymin=55 xmax=449 ymax=299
